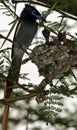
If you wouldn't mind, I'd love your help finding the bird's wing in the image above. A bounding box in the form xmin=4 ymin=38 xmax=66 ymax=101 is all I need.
xmin=12 ymin=21 xmax=38 ymax=59
xmin=15 ymin=21 xmax=38 ymax=48
xmin=6 ymin=20 xmax=38 ymax=91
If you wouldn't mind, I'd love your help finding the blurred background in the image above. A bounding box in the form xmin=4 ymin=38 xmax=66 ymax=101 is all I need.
xmin=0 ymin=1 xmax=77 ymax=130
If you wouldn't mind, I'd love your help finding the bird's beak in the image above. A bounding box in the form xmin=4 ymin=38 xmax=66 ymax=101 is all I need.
xmin=35 ymin=14 xmax=46 ymax=22
xmin=39 ymin=15 xmax=46 ymax=22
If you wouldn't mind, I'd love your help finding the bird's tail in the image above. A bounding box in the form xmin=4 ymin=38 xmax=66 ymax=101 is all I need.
xmin=2 ymin=49 xmax=23 ymax=130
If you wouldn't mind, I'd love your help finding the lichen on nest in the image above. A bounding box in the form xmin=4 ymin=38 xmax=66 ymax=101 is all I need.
xmin=30 ymin=43 xmax=77 ymax=79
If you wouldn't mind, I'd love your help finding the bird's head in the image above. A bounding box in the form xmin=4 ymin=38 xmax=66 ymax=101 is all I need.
xmin=20 ymin=4 xmax=46 ymax=22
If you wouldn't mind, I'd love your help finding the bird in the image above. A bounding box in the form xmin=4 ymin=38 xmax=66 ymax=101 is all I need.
xmin=2 ymin=5 xmax=45 ymax=130
xmin=5 ymin=4 xmax=46 ymax=98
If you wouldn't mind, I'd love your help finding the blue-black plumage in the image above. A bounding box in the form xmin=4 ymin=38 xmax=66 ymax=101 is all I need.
xmin=12 ymin=4 xmax=45 ymax=59
xmin=7 ymin=4 xmax=45 ymax=87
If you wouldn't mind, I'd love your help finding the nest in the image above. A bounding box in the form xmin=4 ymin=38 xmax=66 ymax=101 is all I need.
xmin=30 ymin=43 xmax=77 ymax=79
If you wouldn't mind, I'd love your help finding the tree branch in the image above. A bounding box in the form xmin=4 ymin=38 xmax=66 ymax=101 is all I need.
xmin=0 ymin=93 xmax=36 ymax=104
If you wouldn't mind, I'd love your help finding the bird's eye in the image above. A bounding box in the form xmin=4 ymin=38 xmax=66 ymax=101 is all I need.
xmin=32 ymin=10 xmax=37 ymax=16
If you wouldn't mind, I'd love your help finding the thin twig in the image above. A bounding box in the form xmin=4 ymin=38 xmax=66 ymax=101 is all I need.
xmin=0 ymin=34 xmax=29 ymax=55
xmin=12 ymin=0 xmax=49 ymax=7
xmin=0 ymin=34 xmax=13 ymax=43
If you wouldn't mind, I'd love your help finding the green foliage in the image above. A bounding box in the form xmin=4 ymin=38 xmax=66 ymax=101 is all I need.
xmin=39 ymin=92 xmax=63 ymax=125
xmin=0 ymin=1 xmax=17 ymax=17
xmin=37 ymin=0 xmax=77 ymax=19
xmin=0 ymin=1 xmax=19 ymax=48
